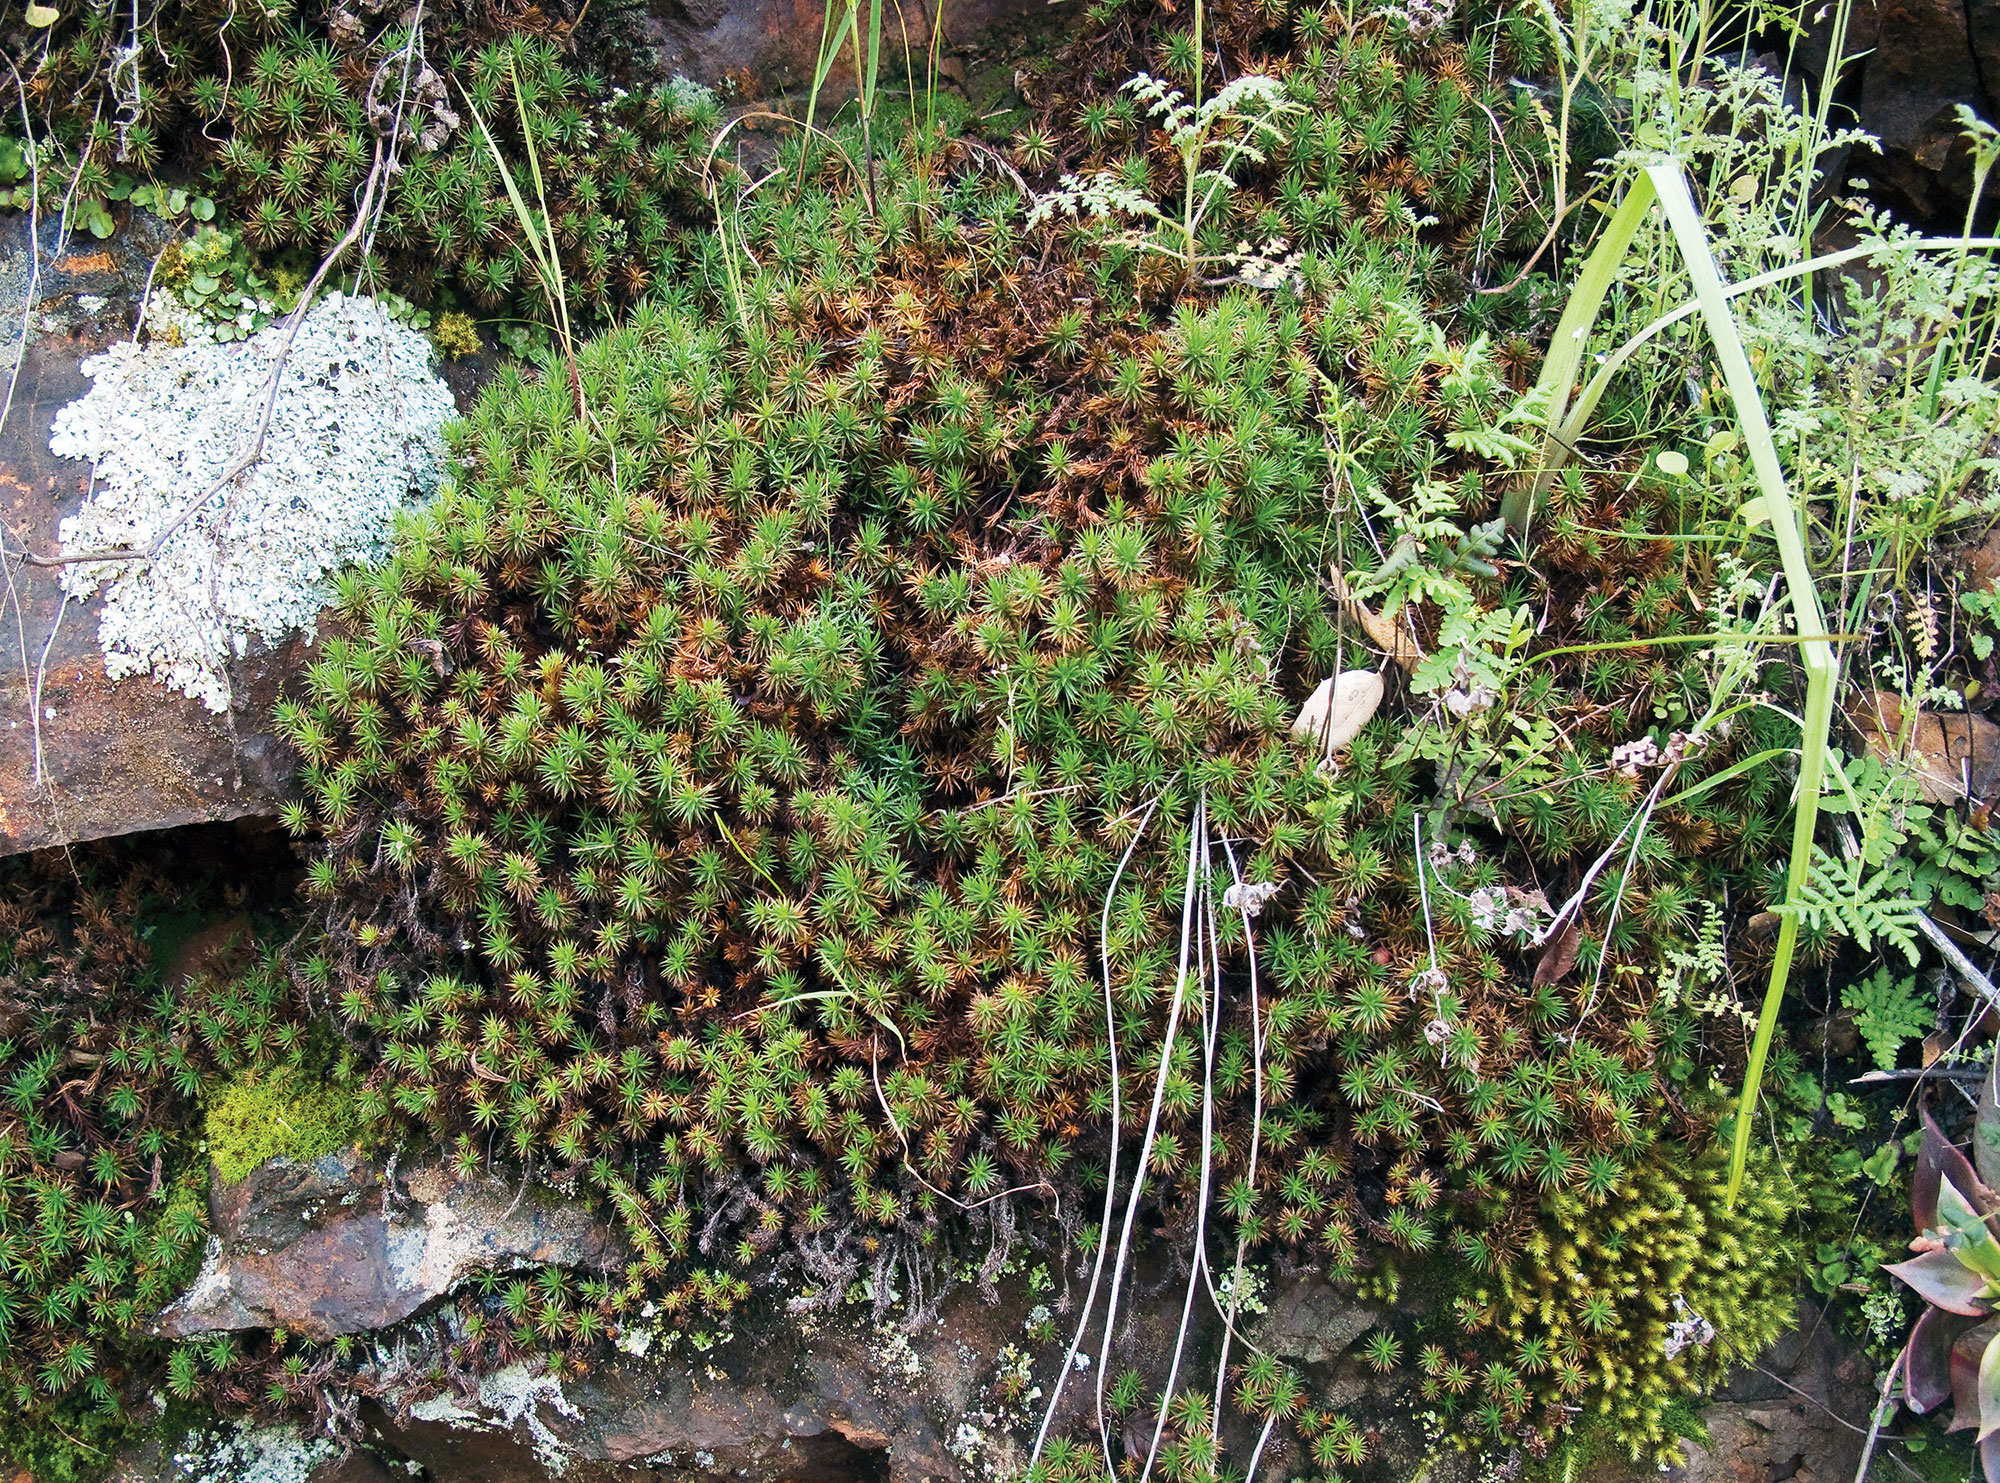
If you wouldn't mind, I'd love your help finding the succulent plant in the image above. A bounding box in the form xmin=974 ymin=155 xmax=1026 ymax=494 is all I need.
xmin=1886 ymin=1110 xmax=2000 ymax=1477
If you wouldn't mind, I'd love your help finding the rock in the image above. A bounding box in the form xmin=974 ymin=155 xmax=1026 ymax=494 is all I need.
xmin=1661 ymin=1303 xmax=1874 ymax=1482
xmin=103 ymin=1420 xmax=391 ymax=1483
xmin=1290 ymin=670 xmax=1385 ymax=754
xmin=1850 ymin=688 xmax=2000 ymax=803
xmin=1972 ymin=0 xmax=2000 ymax=137
xmin=1960 ymin=523 xmax=2000 ymax=591
xmin=119 ymin=1249 xmax=1875 ymax=1483
xmin=1857 ymin=0 xmax=1987 ymax=218
xmin=637 ymin=0 xmax=1041 ymax=102
xmin=0 ymin=209 xmax=496 ymax=858
xmin=1789 ymin=0 xmax=1997 ymax=223
xmin=306 ymin=1453 xmax=401 ymax=1483
xmin=0 ymin=323 xmax=305 ymax=856
xmin=375 ymin=1345 xmax=930 ymax=1483
xmin=364 ymin=1280 xmax=1036 ymax=1483
xmin=1563 ymin=1300 xmax=1874 ymax=1483
xmin=0 ymin=213 xmax=289 ymax=857
xmin=155 ymin=1150 xmax=623 ymax=1341
xmin=1252 ymin=1274 xmax=1382 ymax=1365
xmin=0 ymin=209 xmax=299 ymax=857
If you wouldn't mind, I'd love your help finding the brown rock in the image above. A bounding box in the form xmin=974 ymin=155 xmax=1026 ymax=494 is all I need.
xmin=155 ymin=1150 xmax=623 ymax=1341
xmin=1252 ymin=1274 xmax=1383 ymax=1365
xmin=0 ymin=330 xmax=304 ymax=856
xmin=0 ymin=210 xmax=311 ymax=857
xmin=307 ymin=1451 xmax=402 ymax=1483
xmin=0 ymin=209 xmax=505 ymax=858
xmin=1580 ymin=1302 xmax=1873 ymax=1483
xmin=636 ymin=0 xmax=1041 ymax=100
xmin=1856 ymin=0 xmax=1986 ymax=216
xmin=1959 ymin=522 xmax=2000 ymax=590
xmin=367 ymin=1310 xmax=980 ymax=1483
xmin=112 ymin=1274 xmax=1876 ymax=1483
xmin=1971 ymin=0 xmax=2000 ymax=136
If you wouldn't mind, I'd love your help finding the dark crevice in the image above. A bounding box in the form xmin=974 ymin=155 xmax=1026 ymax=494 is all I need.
xmin=779 ymin=1431 xmax=894 ymax=1483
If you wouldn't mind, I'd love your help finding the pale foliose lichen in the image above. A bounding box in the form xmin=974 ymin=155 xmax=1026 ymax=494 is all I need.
xmin=168 ymin=1420 xmax=339 ymax=1483
xmin=407 ymin=1361 xmax=580 ymax=1476
xmin=49 ymin=290 xmax=455 ymax=711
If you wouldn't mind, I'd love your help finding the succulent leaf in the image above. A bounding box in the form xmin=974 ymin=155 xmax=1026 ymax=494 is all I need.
xmin=1956 ymin=1320 xmax=2000 ymax=1432
xmin=1980 ymin=1057 xmax=2000 ymax=1193
xmin=1910 ymin=1306 xmax=1982 ymax=1413
xmin=1945 ymin=1173 xmax=2000 ymax=1282
xmin=1982 ymin=1323 xmax=2000 ymax=1440
xmin=1918 ymin=1110 xmax=2000 ymax=1231
xmin=1890 ymin=1248 xmax=1996 ymax=1316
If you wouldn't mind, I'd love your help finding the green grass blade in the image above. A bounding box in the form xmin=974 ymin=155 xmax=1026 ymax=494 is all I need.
xmin=865 ymin=0 xmax=884 ymax=113
xmin=808 ymin=2 xmax=854 ymax=121
xmin=1501 ymin=176 xmax=1658 ymax=536
xmin=509 ymin=59 xmax=571 ymax=346
xmin=1658 ymin=747 xmax=1793 ymax=809
xmin=1644 ymin=161 xmax=1839 ymax=1207
xmin=1555 ymin=235 xmax=2000 ymax=471
xmin=463 ymin=86 xmax=558 ymax=301
xmin=513 ymin=63 xmax=548 ymax=220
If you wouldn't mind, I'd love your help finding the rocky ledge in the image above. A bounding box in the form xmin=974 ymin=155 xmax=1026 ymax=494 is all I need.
xmin=110 ymin=1149 xmax=1878 ymax=1483
xmin=155 ymin=1151 xmax=624 ymax=1342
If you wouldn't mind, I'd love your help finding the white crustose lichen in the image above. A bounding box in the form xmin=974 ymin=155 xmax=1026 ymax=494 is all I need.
xmin=49 ymin=290 xmax=455 ymax=711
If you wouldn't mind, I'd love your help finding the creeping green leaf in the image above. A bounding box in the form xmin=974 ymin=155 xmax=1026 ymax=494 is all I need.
xmin=1863 ymin=1141 xmax=1902 ymax=1187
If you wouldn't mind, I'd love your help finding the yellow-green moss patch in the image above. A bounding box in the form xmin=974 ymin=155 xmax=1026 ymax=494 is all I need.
xmin=204 ymin=1064 xmax=361 ymax=1185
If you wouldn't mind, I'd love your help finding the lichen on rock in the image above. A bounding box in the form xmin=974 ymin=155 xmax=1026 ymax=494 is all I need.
xmin=167 ymin=1420 xmax=340 ymax=1483
xmin=407 ymin=1363 xmax=583 ymax=1476
xmin=49 ymin=290 xmax=455 ymax=711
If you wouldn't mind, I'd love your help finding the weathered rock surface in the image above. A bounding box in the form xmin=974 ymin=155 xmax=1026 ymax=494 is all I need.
xmin=139 ymin=1133 xmax=1880 ymax=1483
xmin=1596 ymin=1303 xmax=1875 ymax=1483
xmin=1794 ymin=0 xmax=2000 ymax=223
xmin=126 ymin=1208 xmax=1880 ymax=1483
xmin=1857 ymin=0 xmax=1984 ymax=216
xmin=0 ymin=213 xmax=304 ymax=856
xmin=352 ymin=1292 xmax=1876 ymax=1483
xmin=370 ymin=1334 xmax=954 ymax=1483
xmin=635 ymin=0 xmax=1039 ymax=103
xmin=0 ymin=202 xmax=528 ymax=856
xmin=1252 ymin=1273 xmax=1384 ymax=1365
xmin=155 ymin=1151 xmax=624 ymax=1342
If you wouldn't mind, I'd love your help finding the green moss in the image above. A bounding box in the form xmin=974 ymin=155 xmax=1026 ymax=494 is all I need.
xmin=1525 ymin=1403 xmax=1706 ymax=1483
xmin=204 ymin=1065 xmax=360 ymax=1185
xmin=1453 ymin=1135 xmax=1796 ymax=1461
xmin=0 ymin=1391 xmax=136 ymax=1483
xmin=1889 ymin=1425 xmax=1980 ymax=1483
